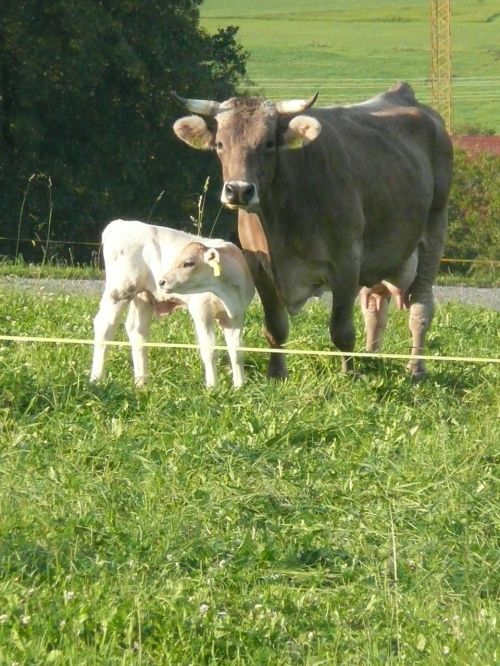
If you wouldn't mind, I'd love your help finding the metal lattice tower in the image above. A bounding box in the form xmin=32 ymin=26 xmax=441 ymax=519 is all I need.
xmin=430 ymin=0 xmax=452 ymax=133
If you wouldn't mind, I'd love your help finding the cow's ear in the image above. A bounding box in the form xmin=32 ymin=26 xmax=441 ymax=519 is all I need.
xmin=173 ymin=116 xmax=214 ymax=150
xmin=282 ymin=115 xmax=321 ymax=150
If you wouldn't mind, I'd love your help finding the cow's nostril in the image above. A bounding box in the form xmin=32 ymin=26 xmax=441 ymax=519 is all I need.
xmin=159 ymin=280 xmax=165 ymax=287
xmin=224 ymin=183 xmax=237 ymax=204
xmin=241 ymin=183 xmax=256 ymax=204
xmin=224 ymin=181 xmax=257 ymax=206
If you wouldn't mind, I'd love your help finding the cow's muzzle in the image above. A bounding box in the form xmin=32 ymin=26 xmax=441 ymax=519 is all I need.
xmin=222 ymin=181 xmax=259 ymax=208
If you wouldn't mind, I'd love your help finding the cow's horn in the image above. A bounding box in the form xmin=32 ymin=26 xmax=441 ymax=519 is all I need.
xmin=275 ymin=92 xmax=319 ymax=115
xmin=172 ymin=91 xmax=222 ymax=116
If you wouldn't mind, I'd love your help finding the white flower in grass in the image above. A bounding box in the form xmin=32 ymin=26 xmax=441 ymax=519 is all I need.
xmin=20 ymin=614 xmax=31 ymax=625
xmin=443 ymin=646 xmax=450 ymax=656
xmin=0 ymin=614 xmax=7 ymax=624
xmin=64 ymin=590 xmax=75 ymax=602
xmin=199 ymin=603 xmax=210 ymax=615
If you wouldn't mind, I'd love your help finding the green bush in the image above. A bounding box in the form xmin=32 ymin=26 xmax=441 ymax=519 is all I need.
xmin=446 ymin=149 xmax=500 ymax=262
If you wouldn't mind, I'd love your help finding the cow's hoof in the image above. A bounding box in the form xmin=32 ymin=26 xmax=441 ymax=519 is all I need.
xmin=267 ymin=372 xmax=288 ymax=382
xmin=407 ymin=366 xmax=427 ymax=383
xmin=266 ymin=365 xmax=288 ymax=381
xmin=267 ymin=358 xmax=288 ymax=381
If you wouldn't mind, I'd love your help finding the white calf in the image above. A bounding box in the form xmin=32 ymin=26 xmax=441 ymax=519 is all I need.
xmin=159 ymin=239 xmax=255 ymax=387
xmin=90 ymin=219 xmax=254 ymax=387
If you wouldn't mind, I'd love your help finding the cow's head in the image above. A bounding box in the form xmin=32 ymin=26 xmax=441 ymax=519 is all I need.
xmin=173 ymin=92 xmax=321 ymax=209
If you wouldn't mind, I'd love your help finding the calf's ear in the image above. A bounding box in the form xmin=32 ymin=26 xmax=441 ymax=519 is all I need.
xmin=282 ymin=115 xmax=321 ymax=150
xmin=204 ymin=248 xmax=221 ymax=277
xmin=173 ymin=116 xmax=214 ymax=150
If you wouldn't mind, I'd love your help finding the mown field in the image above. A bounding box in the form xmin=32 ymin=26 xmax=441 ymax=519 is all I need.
xmin=0 ymin=286 xmax=498 ymax=664
xmin=201 ymin=0 xmax=500 ymax=132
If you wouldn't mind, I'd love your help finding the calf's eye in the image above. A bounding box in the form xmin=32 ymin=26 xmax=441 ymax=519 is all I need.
xmin=182 ymin=260 xmax=195 ymax=268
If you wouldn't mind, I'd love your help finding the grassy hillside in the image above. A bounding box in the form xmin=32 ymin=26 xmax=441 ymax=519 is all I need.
xmin=201 ymin=0 xmax=500 ymax=132
xmin=0 ymin=288 xmax=498 ymax=663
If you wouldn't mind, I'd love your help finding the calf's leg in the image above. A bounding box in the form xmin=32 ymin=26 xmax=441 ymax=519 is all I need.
xmin=91 ymin=295 xmax=128 ymax=381
xmin=188 ymin=301 xmax=218 ymax=387
xmin=221 ymin=321 xmax=245 ymax=388
xmin=125 ymin=297 xmax=154 ymax=386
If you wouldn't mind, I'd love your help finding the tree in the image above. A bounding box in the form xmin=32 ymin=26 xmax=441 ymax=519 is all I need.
xmin=0 ymin=0 xmax=248 ymax=261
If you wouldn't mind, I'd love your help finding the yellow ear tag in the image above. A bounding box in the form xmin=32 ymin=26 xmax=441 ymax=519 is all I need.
xmin=208 ymin=256 xmax=221 ymax=277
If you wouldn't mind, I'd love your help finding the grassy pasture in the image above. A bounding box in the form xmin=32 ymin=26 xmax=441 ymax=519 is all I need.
xmin=0 ymin=287 xmax=499 ymax=664
xmin=201 ymin=0 xmax=500 ymax=132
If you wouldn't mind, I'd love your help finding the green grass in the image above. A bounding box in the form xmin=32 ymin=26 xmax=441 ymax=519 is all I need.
xmin=201 ymin=0 xmax=500 ymax=132
xmin=0 ymin=287 xmax=499 ymax=664
xmin=0 ymin=257 xmax=102 ymax=281
xmin=1 ymin=258 xmax=498 ymax=287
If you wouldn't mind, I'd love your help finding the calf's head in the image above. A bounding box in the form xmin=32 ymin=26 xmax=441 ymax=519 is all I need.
xmin=173 ymin=93 xmax=321 ymax=209
xmin=159 ymin=242 xmax=221 ymax=294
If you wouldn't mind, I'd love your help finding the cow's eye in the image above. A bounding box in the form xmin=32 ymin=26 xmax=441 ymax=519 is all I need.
xmin=216 ymin=141 xmax=224 ymax=151
xmin=182 ymin=260 xmax=195 ymax=269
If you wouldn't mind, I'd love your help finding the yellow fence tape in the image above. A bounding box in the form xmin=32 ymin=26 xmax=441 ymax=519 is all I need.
xmin=0 ymin=334 xmax=498 ymax=365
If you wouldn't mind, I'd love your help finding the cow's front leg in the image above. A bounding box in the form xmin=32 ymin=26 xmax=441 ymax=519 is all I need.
xmin=238 ymin=211 xmax=288 ymax=380
xmin=330 ymin=267 xmax=359 ymax=373
xmin=254 ymin=262 xmax=289 ymax=380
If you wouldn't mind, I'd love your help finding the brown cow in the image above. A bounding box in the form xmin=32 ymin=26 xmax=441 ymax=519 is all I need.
xmin=173 ymin=82 xmax=453 ymax=380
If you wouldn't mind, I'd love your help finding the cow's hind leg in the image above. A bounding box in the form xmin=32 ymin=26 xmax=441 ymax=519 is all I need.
xmin=91 ymin=294 xmax=128 ymax=381
xmin=125 ymin=296 xmax=154 ymax=387
xmin=407 ymin=208 xmax=447 ymax=379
